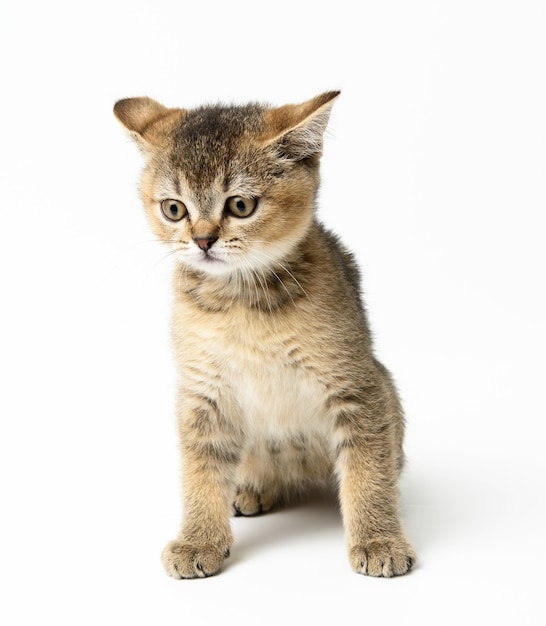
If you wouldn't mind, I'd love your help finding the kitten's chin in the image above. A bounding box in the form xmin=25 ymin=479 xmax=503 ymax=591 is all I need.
xmin=180 ymin=255 xmax=234 ymax=277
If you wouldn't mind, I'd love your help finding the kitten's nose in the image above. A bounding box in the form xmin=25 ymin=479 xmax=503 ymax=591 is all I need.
xmin=194 ymin=235 xmax=218 ymax=252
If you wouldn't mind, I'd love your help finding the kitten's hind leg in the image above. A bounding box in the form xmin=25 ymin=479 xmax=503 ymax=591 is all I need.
xmin=232 ymin=435 xmax=331 ymax=516
xmin=233 ymin=486 xmax=278 ymax=517
xmin=232 ymin=443 xmax=284 ymax=516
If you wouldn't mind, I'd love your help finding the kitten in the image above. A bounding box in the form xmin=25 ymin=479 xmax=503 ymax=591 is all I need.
xmin=114 ymin=92 xmax=416 ymax=578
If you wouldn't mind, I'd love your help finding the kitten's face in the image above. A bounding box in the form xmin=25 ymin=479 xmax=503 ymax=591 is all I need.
xmin=114 ymin=93 xmax=339 ymax=278
xmin=140 ymin=109 xmax=317 ymax=277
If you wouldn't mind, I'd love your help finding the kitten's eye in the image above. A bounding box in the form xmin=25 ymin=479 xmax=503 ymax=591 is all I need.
xmin=160 ymin=199 xmax=187 ymax=222
xmin=225 ymin=196 xmax=258 ymax=218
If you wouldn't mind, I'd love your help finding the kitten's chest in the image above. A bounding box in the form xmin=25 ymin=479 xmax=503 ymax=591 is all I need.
xmin=225 ymin=316 xmax=327 ymax=436
xmin=179 ymin=304 xmax=330 ymax=437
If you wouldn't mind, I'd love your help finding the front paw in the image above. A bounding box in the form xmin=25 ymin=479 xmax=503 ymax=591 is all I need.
xmin=349 ymin=538 xmax=416 ymax=578
xmin=162 ymin=541 xmax=229 ymax=579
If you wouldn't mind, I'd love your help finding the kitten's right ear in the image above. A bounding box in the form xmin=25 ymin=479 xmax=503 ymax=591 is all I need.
xmin=113 ymin=97 xmax=184 ymax=150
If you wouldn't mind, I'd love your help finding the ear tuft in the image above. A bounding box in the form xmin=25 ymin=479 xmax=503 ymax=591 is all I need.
xmin=263 ymin=91 xmax=340 ymax=160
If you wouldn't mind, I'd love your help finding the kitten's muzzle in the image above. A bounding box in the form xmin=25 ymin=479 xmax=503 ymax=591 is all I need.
xmin=194 ymin=236 xmax=218 ymax=252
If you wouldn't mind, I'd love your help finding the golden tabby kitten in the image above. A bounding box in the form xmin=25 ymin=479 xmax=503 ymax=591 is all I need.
xmin=114 ymin=92 xmax=415 ymax=578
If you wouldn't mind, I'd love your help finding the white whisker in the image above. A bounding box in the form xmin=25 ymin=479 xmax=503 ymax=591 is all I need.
xmin=245 ymin=245 xmax=310 ymax=303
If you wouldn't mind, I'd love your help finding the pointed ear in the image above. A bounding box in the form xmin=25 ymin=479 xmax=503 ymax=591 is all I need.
xmin=113 ymin=97 xmax=185 ymax=149
xmin=261 ymin=91 xmax=340 ymax=160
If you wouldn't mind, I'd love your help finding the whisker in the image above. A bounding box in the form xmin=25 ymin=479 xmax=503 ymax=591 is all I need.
xmin=257 ymin=266 xmax=275 ymax=313
xmin=154 ymin=246 xmax=185 ymax=269
xmin=239 ymin=263 xmax=253 ymax=308
xmin=246 ymin=246 xmax=310 ymax=303
xmin=247 ymin=261 xmax=273 ymax=313
xmin=240 ymin=249 xmax=295 ymax=308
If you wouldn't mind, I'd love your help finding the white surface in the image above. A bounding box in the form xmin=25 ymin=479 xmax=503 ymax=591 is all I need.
xmin=1 ymin=1 xmax=545 ymax=624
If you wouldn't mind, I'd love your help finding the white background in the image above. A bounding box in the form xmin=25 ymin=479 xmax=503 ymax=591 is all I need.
xmin=1 ymin=1 xmax=545 ymax=624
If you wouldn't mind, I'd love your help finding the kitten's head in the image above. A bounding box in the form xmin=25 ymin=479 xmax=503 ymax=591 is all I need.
xmin=114 ymin=92 xmax=339 ymax=278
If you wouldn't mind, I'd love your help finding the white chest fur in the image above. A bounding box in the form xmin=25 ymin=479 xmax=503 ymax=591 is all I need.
xmin=226 ymin=347 xmax=327 ymax=439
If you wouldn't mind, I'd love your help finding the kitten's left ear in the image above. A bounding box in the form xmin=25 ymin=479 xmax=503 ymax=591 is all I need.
xmin=262 ymin=91 xmax=340 ymax=160
xmin=113 ymin=97 xmax=185 ymax=150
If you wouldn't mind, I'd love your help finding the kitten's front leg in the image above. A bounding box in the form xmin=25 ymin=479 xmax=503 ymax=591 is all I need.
xmin=162 ymin=403 xmax=240 ymax=579
xmin=334 ymin=403 xmax=416 ymax=578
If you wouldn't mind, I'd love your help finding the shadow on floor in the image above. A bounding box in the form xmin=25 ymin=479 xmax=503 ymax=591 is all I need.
xmin=229 ymin=488 xmax=342 ymax=566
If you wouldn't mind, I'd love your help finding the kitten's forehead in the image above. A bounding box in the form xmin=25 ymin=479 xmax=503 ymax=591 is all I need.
xmin=176 ymin=104 xmax=264 ymax=144
xmin=170 ymin=104 xmax=265 ymax=188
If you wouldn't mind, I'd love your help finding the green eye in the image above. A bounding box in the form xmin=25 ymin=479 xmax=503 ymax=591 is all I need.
xmin=160 ymin=199 xmax=187 ymax=222
xmin=225 ymin=196 xmax=258 ymax=218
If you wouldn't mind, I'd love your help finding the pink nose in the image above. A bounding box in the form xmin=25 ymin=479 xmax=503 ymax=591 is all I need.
xmin=194 ymin=236 xmax=218 ymax=252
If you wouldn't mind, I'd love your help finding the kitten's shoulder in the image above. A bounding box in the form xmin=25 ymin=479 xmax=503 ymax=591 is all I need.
xmin=316 ymin=222 xmax=362 ymax=296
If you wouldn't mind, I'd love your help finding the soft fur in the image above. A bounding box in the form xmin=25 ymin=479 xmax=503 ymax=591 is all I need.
xmin=114 ymin=91 xmax=415 ymax=578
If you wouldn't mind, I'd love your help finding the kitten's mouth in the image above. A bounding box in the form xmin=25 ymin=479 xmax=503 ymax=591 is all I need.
xmin=178 ymin=244 xmax=234 ymax=275
xmin=200 ymin=251 xmax=223 ymax=263
xmin=193 ymin=250 xmax=230 ymax=273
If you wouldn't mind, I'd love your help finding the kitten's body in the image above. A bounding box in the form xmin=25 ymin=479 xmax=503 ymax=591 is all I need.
xmin=114 ymin=92 xmax=415 ymax=578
